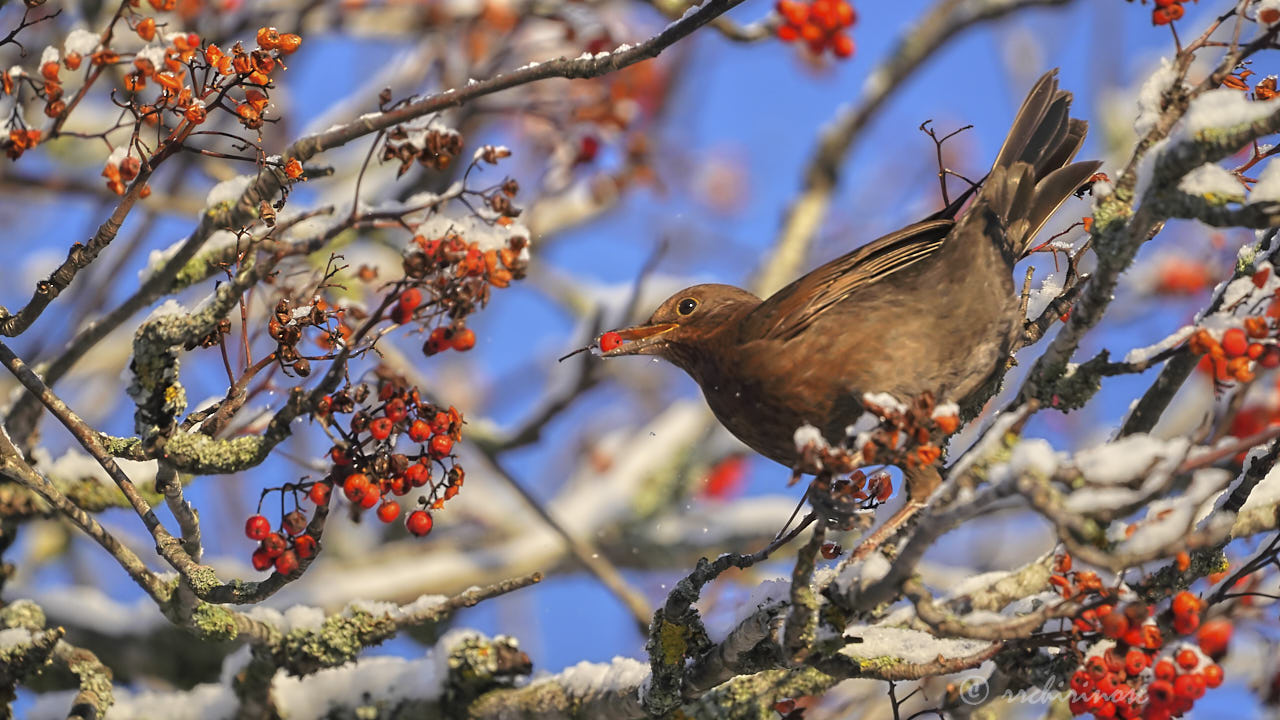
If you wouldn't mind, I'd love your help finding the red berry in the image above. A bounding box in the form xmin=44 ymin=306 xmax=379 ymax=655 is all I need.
xmin=274 ymin=549 xmax=299 ymax=575
xmin=251 ymin=547 xmax=273 ymax=571
xmin=1125 ymin=648 xmax=1149 ymax=675
xmin=294 ymin=534 xmax=317 ymax=559
xmin=409 ymin=419 xmax=431 ymax=443
xmin=330 ymin=446 xmax=351 ymax=465
xmin=390 ymin=304 xmax=414 ymax=325
xmin=1148 ymin=679 xmax=1174 ymax=706
xmin=385 ymin=398 xmax=407 ymax=423
xmin=343 ymin=473 xmax=371 ymax=502
xmin=831 ymin=33 xmax=854 ymax=58
xmin=359 ymin=488 xmax=380 ymax=509
xmin=834 ymin=0 xmax=855 ymax=27
xmin=1172 ymin=591 xmax=1201 ymax=619
xmin=423 ymin=327 xmax=450 ymax=355
xmin=1197 ymin=618 xmax=1232 ymax=658
xmin=1254 ymin=268 xmax=1271 ymax=288
xmin=405 ymin=462 xmax=431 ymax=487
xmin=406 ymin=509 xmax=433 ymax=536
xmin=1173 ymin=674 xmax=1198 ymax=701
xmin=1174 ymin=612 xmax=1200 ymax=635
xmin=820 ymin=542 xmax=842 ymax=559
xmin=245 ymin=514 xmax=271 ymax=540
xmin=1154 ymin=658 xmax=1177 ymax=682
xmin=1100 ymin=611 xmax=1129 ymax=639
xmin=399 ymin=287 xmax=423 ymax=310
xmin=773 ymin=698 xmax=796 ymax=714
xmin=1222 ymin=327 xmax=1249 ymax=357
xmin=308 ymin=482 xmax=331 ymax=506
xmin=777 ymin=23 xmax=799 ymax=42
xmin=430 ymin=411 xmax=451 ymax=434
xmin=369 ymin=416 xmax=394 ymax=441
xmin=452 ymin=327 xmax=476 ymax=351
xmin=261 ymin=533 xmax=286 ymax=559
xmin=576 ymin=135 xmax=599 ymax=164
xmin=429 ymin=433 xmax=454 ymax=458
xmin=1262 ymin=345 xmax=1280 ymax=368
xmin=1203 ymin=663 xmax=1224 ymax=688
xmin=599 ymin=331 xmax=623 ymax=353
xmin=1176 ymin=648 xmax=1199 ymax=670
xmin=377 ymin=500 xmax=401 ymax=523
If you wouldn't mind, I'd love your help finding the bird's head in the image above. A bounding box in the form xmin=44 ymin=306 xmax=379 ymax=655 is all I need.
xmin=600 ymin=284 xmax=760 ymax=368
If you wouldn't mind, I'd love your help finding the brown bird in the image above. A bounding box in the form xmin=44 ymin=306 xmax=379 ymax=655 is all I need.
xmin=599 ymin=70 xmax=1100 ymax=490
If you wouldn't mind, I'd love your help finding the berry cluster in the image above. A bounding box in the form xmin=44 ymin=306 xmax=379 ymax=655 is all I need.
xmin=851 ymin=392 xmax=958 ymax=469
xmin=266 ymin=297 xmax=340 ymax=377
xmin=320 ymin=381 xmax=466 ymax=521
xmin=1049 ymin=554 xmax=1233 ymax=719
xmin=399 ymin=232 xmax=529 ymax=356
xmin=241 ymin=381 xmax=467 ymax=572
xmin=244 ymin=509 xmax=316 ymax=576
xmin=1222 ymin=68 xmax=1280 ymax=100
xmin=1150 ymin=0 xmax=1188 ymax=25
xmin=1187 ymin=264 xmax=1280 ymax=385
xmin=807 ymin=467 xmax=895 ymax=529
xmin=383 ymin=123 xmax=464 ymax=176
xmin=774 ymin=0 xmax=857 ymax=59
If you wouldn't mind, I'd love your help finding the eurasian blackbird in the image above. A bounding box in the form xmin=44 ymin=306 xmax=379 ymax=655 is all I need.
xmin=600 ymin=70 xmax=1100 ymax=484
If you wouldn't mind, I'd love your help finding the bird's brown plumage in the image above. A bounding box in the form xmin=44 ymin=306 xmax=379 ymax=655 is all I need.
xmin=604 ymin=70 xmax=1101 ymax=473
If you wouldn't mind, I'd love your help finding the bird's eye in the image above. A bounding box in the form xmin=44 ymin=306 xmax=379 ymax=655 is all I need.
xmin=677 ymin=298 xmax=698 ymax=316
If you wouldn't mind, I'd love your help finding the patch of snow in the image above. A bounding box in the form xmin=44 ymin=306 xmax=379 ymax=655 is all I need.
xmin=558 ymin=657 xmax=649 ymax=696
xmin=793 ymin=424 xmax=827 ymax=452
xmin=206 ymin=174 xmax=255 ymax=208
xmin=842 ymin=625 xmax=992 ymax=664
xmin=40 ymin=46 xmax=59 ymax=67
xmin=1134 ymin=60 xmax=1180 ymax=136
xmin=1074 ymin=435 xmax=1188 ymax=485
xmin=64 ymin=29 xmax=101 ymax=56
xmin=1250 ymin=157 xmax=1280 ymax=204
xmin=1178 ymin=163 xmax=1244 ymax=202
xmin=862 ymin=392 xmax=906 ymax=414
xmin=1124 ymin=326 xmax=1194 ymax=365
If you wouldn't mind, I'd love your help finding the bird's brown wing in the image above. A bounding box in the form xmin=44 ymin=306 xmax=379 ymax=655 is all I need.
xmin=744 ymin=218 xmax=954 ymax=342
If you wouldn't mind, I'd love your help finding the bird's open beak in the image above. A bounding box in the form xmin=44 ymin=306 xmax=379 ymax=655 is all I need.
xmin=601 ymin=322 xmax=678 ymax=357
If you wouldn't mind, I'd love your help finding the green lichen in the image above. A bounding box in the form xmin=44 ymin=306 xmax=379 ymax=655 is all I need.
xmin=0 ymin=600 xmax=46 ymax=630
xmin=274 ymin=610 xmax=397 ymax=676
xmin=657 ymin=618 xmax=689 ymax=666
xmin=191 ymin=603 xmax=238 ymax=642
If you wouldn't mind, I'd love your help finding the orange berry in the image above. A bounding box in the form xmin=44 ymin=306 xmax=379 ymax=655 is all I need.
xmin=451 ymin=327 xmax=476 ymax=351
xmin=1176 ymin=648 xmax=1199 ymax=670
xmin=1203 ymin=663 xmax=1224 ymax=688
xmin=1154 ymin=658 xmax=1176 ymax=682
xmin=429 ymin=433 xmax=454 ymax=458
xmin=1176 ymin=551 xmax=1190 ymax=571
xmin=136 ymin=17 xmax=156 ymax=41
xmin=777 ymin=23 xmax=799 ymax=42
xmin=277 ymin=34 xmax=302 ymax=54
xmin=256 ymin=26 xmax=281 ymax=49
xmin=1223 ymin=327 xmax=1249 ymax=357
xmin=1197 ymin=618 xmax=1232 ymax=658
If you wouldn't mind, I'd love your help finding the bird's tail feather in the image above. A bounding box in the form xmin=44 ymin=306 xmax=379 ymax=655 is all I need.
xmin=983 ymin=70 xmax=1101 ymax=258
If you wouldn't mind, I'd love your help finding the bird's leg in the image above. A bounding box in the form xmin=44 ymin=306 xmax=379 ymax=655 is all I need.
xmin=774 ymin=479 xmax=813 ymax=540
